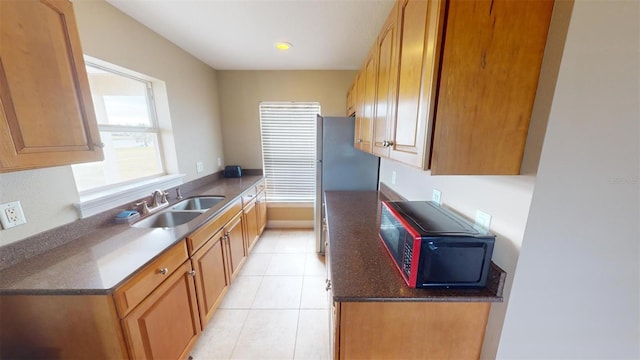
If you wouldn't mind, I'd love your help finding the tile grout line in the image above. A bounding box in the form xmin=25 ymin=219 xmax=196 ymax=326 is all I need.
xmin=293 ymin=231 xmax=311 ymax=360
xmin=226 ymin=308 xmax=251 ymax=360
xmin=229 ymin=231 xmax=271 ymax=359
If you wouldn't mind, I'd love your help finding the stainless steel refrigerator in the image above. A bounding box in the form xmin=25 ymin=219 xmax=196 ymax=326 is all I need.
xmin=315 ymin=115 xmax=380 ymax=253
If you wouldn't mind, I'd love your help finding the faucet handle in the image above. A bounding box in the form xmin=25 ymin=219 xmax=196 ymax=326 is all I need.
xmin=161 ymin=191 xmax=169 ymax=204
xmin=135 ymin=200 xmax=150 ymax=214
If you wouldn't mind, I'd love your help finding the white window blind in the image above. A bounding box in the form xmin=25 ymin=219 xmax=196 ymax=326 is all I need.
xmin=259 ymin=102 xmax=320 ymax=202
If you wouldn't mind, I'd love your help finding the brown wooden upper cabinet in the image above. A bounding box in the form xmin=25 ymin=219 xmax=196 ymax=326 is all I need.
xmin=372 ymin=2 xmax=399 ymax=158
xmin=349 ymin=0 xmax=554 ymax=175
xmin=0 ymin=0 xmax=104 ymax=173
xmin=346 ymin=82 xmax=356 ymax=116
xmin=354 ymin=48 xmax=376 ymax=153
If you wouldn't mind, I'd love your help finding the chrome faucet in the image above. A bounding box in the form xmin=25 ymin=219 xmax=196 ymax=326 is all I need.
xmin=151 ymin=189 xmax=167 ymax=208
xmin=136 ymin=189 xmax=169 ymax=214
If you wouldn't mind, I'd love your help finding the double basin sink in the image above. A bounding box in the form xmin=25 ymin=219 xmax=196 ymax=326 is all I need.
xmin=132 ymin=196 xmax=225 ymax=228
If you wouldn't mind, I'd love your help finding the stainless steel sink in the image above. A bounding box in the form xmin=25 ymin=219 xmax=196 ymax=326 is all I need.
xmin=170 ymin=196 xmax=225 ymax=211
xmin=132 ymin=211 xmax=203 ymax=228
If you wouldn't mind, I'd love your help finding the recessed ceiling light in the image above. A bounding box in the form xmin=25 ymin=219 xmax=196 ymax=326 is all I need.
xmin=276 ymin=42 xmax=293 ymax=51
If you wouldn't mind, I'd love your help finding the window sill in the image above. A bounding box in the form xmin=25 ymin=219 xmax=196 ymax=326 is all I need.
xmin=74 ymin=174 xmax=185 ymax=218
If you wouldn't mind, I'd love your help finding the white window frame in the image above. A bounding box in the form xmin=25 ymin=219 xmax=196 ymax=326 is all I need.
xmin=73 ymin=56 xmax=183 ymax=218
xmin=259 ymin=101 xmax=320 ymax=203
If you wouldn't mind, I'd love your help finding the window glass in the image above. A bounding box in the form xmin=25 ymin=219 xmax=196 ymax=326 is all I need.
xmin=103 ymin=95 xmax=151 ymax=127
xmin=72 ymin=62 xmax=164 ymax=192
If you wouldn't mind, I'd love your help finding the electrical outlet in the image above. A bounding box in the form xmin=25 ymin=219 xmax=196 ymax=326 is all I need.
xmin=391 ymin=171 xmax=397 ymax=185
xmin=432 ymin=189 xmax=442 ymax=205
xmin=217 ymin=157 xmax=222 ymax=168
xmin=196 ymin=161 xmax=204 ymax=173
xmin=474 ymin=210 xmax=492 ymax=233
xmin=0 ymin=201 xmax=27 ymax=229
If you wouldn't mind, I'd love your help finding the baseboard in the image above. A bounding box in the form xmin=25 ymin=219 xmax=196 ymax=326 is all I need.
xmin=266 ymin=220 xmax=314 ymax=229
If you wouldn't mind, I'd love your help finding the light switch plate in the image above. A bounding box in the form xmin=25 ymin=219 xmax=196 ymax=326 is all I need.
xmin=0 ymin=201 xmax=27 ymax=229
xmin=474 ymin=210 xmax=492 ymax=233
xmin=432 ymin=189 xmax=442 ymax=205
xmin=196 ymin=161 xmax=204 ymax=173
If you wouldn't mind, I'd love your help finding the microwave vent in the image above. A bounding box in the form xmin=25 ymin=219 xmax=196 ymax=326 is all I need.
xmin=387 ymin=201 xmax=488 ymax=237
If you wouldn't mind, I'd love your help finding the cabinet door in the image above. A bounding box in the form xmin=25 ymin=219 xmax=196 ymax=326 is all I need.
xmin=389 ymin=0 xmax=444 ymax=169
xmin=430 ymin=0 xmax=554 ymax=174
xmin=122 ymin=261 xmax=201 ymax=360
xmin=346 ymin=82 xmax=356 ymax=116
xmin=353 ymin=70 xmax=365 ymax=147
xmin=0 ymin=0 xmax=103 ymax=172
xmin=358 ymin=48 xmax=377 ymax=153
xmin=339 ymin=302 xmax=490 ymax=359
xmin=372 ymin=3 xmax=399 ymax=158
xmin=226 ymin=212 xmax=246 ymax=280
xmin=191 ymin=231 xmax=229 ymax=328
xmin=257 ymin=191 xmax=267 ymax=235
xmin=325 ymin=230 xmax=339 ymax=360
xmin=243 ymin=199 xmax=259 ymax=252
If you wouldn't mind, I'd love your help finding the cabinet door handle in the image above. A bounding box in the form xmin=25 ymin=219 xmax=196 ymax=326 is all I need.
xmin=325 ymin=280 xmax=332 ymax=291
xmin=382 ymin=140 xmax=388 ymax=147
xmin=187 ymin=270 xmax=196 ymax=277
xmin=386 ymin=140 xmax=394 ymax=147
xmin=159 ymin=268 xmax=168 ymax=275
xmin=225 ymin=231 xmax=231 ymax=237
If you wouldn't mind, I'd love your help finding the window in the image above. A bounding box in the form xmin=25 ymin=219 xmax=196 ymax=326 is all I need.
xmin=72 ymin=62 xmax=164 ymax=192
xmin=259 ymin=102 xmax=320 ymax=202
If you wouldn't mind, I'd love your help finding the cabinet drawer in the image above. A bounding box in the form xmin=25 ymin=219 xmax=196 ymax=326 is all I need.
xmin=188 ymin=198 xmax=242 ymax=254
xmin=256 ymin=180 xmax=266 ymax=194
xmin=113 ymin=240 xmax=188 ymax=318
xmin=241 ymin=188 xmax=258 ymax=207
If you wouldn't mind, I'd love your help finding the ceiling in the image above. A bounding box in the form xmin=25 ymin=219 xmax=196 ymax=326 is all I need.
xmin=106 ymin=0 xmax=396 ymax=71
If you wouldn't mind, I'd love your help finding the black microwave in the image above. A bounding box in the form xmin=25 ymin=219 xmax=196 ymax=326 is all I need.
xmin=379 ymin=201 xmax=495 ymax=288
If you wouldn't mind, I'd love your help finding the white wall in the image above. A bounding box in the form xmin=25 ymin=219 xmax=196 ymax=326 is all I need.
xmin=0 ymin=0 xmax=223 ymax=246
xmin=497 ymin=0 xmax=639 ymax=357
xmin=73 ymin=0 xmax=225 ymax=180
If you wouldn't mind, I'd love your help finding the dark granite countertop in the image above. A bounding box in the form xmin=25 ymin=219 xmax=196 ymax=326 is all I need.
xmin=325 ymin=190 xmax=506 ymax=302
xmin=0 ymin=175 xmax=263 ymax=295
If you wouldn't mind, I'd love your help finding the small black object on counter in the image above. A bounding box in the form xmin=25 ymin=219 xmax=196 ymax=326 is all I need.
xmin=224 ymin=165 xmax=242 ymax=178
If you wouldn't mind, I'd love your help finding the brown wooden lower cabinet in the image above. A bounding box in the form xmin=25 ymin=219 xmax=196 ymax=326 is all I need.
xmin=122 ymin=261 xmax=201 ymax=359
xmin=0 ymin=294 xmax=128 ymax=359
xmin=256 ymin=190 xmax=267 ymax=235
xmin=333 ymin=301 xmax=491 ymax=359
xmin=0 ymin=183 xmax=269 ymax=359
xmin=226 ymin=211 xmax=246 ymax=280
xmin=244 ymin=198 xmax=260 ymax=251
xmin=191 ymin=229 xmax=229 ymax=328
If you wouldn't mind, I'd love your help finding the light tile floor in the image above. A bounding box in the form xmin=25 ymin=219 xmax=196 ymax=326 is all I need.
xmin=190 ymin=229 xmax=329 ymax=360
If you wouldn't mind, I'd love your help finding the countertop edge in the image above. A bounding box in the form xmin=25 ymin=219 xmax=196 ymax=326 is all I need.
xmin=333 ymin=295 xmax=504 ymax=303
